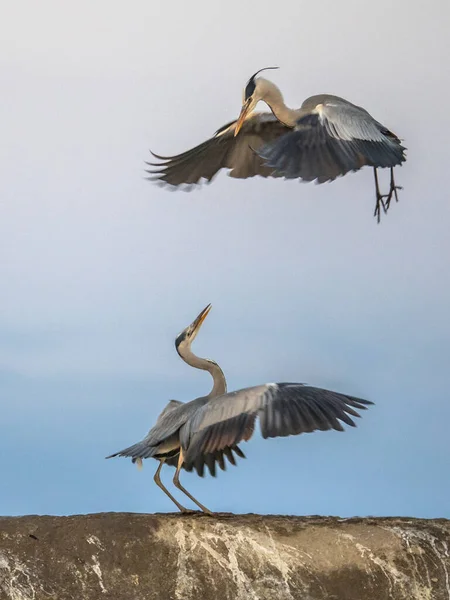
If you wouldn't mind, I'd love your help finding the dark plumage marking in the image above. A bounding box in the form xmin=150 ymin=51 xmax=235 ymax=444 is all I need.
xmin=244 ymin=78 xmax=256 ymax=101
xmin=244 ymin=66 xmax=279 ymax=101
xmin=296 ymin=113 xmax=320 ymax=128
xmin=175 ymin=331 xmax=187 ymax=348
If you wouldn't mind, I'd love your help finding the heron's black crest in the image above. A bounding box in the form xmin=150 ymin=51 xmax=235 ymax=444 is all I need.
xmin=244 ymin=66 xmax=279 ymax=101
xmin=244 ymin=79 xmax=256 ymax=101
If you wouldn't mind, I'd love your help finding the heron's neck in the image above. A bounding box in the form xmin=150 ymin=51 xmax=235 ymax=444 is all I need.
xmin=262 ymin=84 xmax=298 ymax=128
xmin=180 ymin=346 xmax=227 ymax=398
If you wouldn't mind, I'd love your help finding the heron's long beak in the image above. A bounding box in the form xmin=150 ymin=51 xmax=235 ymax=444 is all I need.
xmin=192 ymin=303 xmax=212 ymax=333
xmin=234 ymin=100 xmax=251 ymax=137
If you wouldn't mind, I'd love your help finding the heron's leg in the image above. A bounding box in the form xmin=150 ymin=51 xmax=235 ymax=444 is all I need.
xmin=153 ymin=459 xmax=189 ymax=513
xmin=373 ymin=168 xmax=403 ymax=221
xmin=384 ymin=167 xmax=402 ymax=211
xmin=373 ymin=168 xmax=387 ymax=224
xmin=173 ymin=450 xmax=213 ymax=515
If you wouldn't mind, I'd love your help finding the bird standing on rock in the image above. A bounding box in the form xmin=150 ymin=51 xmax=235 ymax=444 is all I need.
xmin=107 ymin=304 xmax=373 ymax=514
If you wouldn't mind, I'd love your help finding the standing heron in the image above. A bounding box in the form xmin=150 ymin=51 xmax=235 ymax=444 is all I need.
xmin=106 ymin=304 xmax=373 ymax=514
xmin=147 ymin=67 xmax=406 ymax=222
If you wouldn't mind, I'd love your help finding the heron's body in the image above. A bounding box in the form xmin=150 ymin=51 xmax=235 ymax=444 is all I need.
xmin=119 ymin=395 xmax=246 ymax=475
xmin=148 ymin=69 xmax=406 ymax=221
xmin=107 ymin=304 xmax=373 ymax=514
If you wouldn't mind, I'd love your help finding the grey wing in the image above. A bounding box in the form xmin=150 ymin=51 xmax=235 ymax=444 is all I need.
xmin=181 ymin=382 xmax=373 ymax=464
xmin=155 ymin=399 xmax=184 ymax=422
xmin=257 ymin=99 xmax=406 ymax=183
xmin=146 ymin=113 xmax=290 ymax=188
xmin=105 ymin=400 xmax=191 ymax=461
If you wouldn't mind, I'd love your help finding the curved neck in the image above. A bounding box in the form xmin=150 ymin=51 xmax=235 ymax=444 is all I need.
xmin=261 ymin=83 xmax=298 ymax=128
xmin=178 ymin=345 xmax=227 ymax=398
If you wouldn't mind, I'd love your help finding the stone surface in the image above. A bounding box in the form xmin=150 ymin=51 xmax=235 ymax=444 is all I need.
xmin=0 ymin=513 xmax=449 ymax=599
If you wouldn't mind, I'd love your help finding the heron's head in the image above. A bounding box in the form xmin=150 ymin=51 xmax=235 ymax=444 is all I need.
xmin=175 ymin=304 xmax=212 ymax=354
xmin=234 ymin=67 xmax=279 ymax=137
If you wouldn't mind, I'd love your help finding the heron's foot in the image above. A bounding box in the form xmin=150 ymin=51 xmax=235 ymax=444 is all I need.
xmin=384 ymin=183 xmax=403 ymax=211
xmin=201 ymin=507 xmax=214 ymax=516
xmin=178 ymin=507 xmax=214 ymax=516
xmin=192 ymin=503 xmax=213 ymax=516
xmin=372 ymin=167 xmax=402 ymax=223
xmin=374 ymin=185 xmax=402 ymax=223
xmin=373 ymin=194 xmax=388 ymax=224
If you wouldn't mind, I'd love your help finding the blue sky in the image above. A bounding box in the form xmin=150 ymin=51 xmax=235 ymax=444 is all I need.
xmin=1 ymin=0 xmax=449 ymax=517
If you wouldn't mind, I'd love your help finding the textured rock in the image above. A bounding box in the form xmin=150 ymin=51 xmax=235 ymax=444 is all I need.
xmin=0 ymin=513 xmax=449 ymax=599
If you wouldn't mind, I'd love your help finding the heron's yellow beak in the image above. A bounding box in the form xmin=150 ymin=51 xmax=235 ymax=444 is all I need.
xmin=192 ymin=303 xmax=212 ymax=333
xmin=234 ymin=100 xmax=252 ymax=137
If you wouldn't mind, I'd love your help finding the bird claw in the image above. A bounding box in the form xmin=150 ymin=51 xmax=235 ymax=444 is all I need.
xmin=373 ymin=195 xmax=388 ymax=223
xmin=384 ymin=185 xmax=402 ymax=211
xmin=372 ymin=167 xmax=403 ymax=223
xmin=373 ymin=183 xmax=402 ymax=223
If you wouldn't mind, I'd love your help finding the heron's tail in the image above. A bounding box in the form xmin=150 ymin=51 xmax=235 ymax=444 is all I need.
xmin=105 ymin=440 xmax=155 ymax=465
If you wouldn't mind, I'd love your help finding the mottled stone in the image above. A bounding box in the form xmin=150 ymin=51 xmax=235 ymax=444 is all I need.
xmin=0 ymin=513 xmax=449 ymax=599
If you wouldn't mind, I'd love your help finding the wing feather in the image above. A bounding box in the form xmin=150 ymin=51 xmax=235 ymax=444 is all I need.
xmin=147 ymin=113 xmax=290 ymax=187
xmin=257 ymin=99 xmax=406 ymax=183
xmin=167 ymin=444 xmax=246 ymax=477
xmin=182 ymin=383 xmax=373 ymax=464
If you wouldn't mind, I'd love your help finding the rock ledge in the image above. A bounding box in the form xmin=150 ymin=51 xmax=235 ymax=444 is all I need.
xmin=0 ymin=513 xmax=449 ymax=599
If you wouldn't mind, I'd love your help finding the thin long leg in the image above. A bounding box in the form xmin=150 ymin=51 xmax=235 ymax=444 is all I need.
xmin=153 ymin=459 xmax=189 ymax=513
xmin=384 ymin=167 xmax=402 ymax=211
xmin=373 ymin=167 xmax=403 ymax=222
xmin=373 ymin=168 xmax=387 ymax=224
xmin=173 ymin=450 xmax=213 ymax=515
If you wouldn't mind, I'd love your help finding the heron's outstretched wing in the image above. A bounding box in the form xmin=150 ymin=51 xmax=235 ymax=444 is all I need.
xmin=147 ymin=113 xmax=290 ymax=188
xmin=181 ymin=383 xmax=373 ymax=463
xmin=257 ymin=98 xmax=406 ymax=183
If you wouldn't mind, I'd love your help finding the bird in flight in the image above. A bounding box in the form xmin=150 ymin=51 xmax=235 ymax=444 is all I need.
xmin=106 ymin=304 xmax=373 ymax=514
xmin=148 ymin=67 xmax=406 ymax=222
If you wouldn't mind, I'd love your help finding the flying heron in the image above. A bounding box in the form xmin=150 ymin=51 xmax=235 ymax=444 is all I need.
xmin=106 ymin=304 xmax=373 ymax=514
xmin=147 ymin=67 xmax=406 ymax=222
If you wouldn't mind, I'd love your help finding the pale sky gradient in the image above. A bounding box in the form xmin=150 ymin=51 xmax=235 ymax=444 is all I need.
xmin=1 ymin=0 xmax=449 ymax=517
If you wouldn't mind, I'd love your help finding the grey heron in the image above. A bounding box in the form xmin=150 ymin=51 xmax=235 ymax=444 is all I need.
xmin=106 ymin=304 xmax=373 ymax=514
xmin=147 ymin=67 xmax=406 ymax=222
